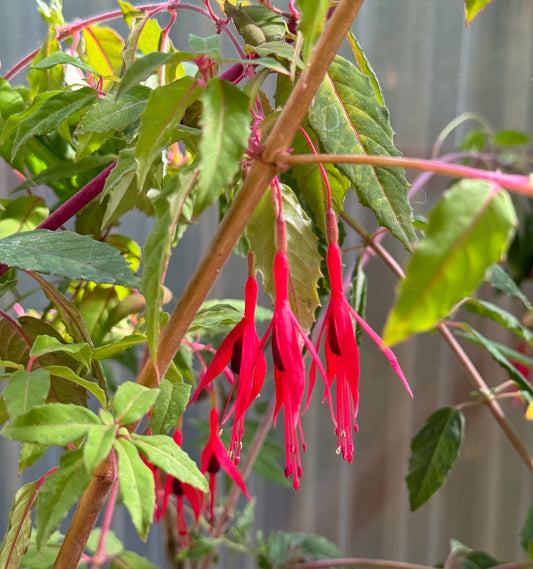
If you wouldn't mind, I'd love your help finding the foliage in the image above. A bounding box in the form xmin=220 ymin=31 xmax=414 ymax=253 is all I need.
xmin=0 ymin=0 xmax=530 ymax=568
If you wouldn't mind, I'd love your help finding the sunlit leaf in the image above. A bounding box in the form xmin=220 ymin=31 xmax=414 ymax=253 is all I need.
xmin=84 ymin=424 xmax=118 ymax=473
xmin=83 ymin=25 xmax=124 ymax=78
xmin=384 ymin=181 xmax=517 ymax=345
xmin=27 ymin=31 xmax=64 ymax=97
xmin=465 ymin=0 xmax=496 ymax=25
xmin=308 ymin=56 xmax=415 ymax=249
xmin=0 ymin=196 xmax=48 ymax=239
xmin=30 ymin=335 xmax=92 ymax=369
xmin=296 ymin=0 xmax=329 ymax=64
xmin=406 ymin=407 xmax=464 ymax=510
xmin=93 ymin=333 xmax=146 ymax=360
xmin=111 ymin=382 xmax=159 ymax=425
xmin=4 ymin=369 xmax=50 ymax=418
xmin=32 ymin=52 xmax=101 ymax=76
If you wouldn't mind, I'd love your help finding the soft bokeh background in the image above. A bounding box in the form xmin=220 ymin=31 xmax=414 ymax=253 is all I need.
xmin=1 ymin=1 xmax=532 ymax=567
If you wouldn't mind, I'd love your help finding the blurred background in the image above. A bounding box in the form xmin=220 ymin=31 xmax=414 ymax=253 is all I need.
xmin=1 ymin=0 xmax=532 ymax=567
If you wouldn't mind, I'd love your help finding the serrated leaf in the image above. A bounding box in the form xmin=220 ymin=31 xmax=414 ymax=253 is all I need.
xmin=384 ymin=181 xmax=517 ymax=345
xmin=84 ymin=424 xmax=118 ymax=473
xmin=76 ymin=85 xmax=151 ymax=134
xmin=463 ymin=298 xmax=533 ymax=343
xmin=135 ymin=77 xmax=202 ymax=190
xmin=486 ymin=264 xmax=532 ymax=309
xmin=131 ymin=433 xmax=208 ymax=492
xmin=30 ymin=335 xmax=92 ymax=369
xmin=0 ymin=195 xmax=48 ymax=239
xmin=196 ymin=79 xmax=251 ymax=214
xmin=347 ymin=31 xmax=384 ymax=106
xmin=114 ymin=438 xmax=155 ymax=540
xmin=93 ymin=333 xmax=146 ymax=360
xmin=265 ymin=531 xmax=342 ymax=566
xmin=188 ymin=303 xmax=244 ymax=333
xmin=111 ymin=382 xmax=159 ymax=425
xmin=1 ymin=403 xmax=100 ymax=445
xmin=456 ymin=324 xmax=533 ymax=395
xmin=4 ymin=369 xmax=50 ymax=418
xmin=36 ymin=449 xmax=91 ymax=550
xmin=406 ymin=407 xmax=464 ymax=511
xmin=27 ymin=31 xmax=64 ymax=97
xmin=0 ymin=482 xmax=37 ymax=569
xmin=308 ymin=56 xmax=415 ymax=250
xmin=11 ymin=88 xmax=97 ymax=159
xmin=465 ymin=0 xmax=496 ymax=25
xmin=142 ymin=171 xmax=198 ymax=360
xmin=225 ymin=3 xmax=286 ymax=46
xmin=83 ymin=25 xmax=124 ymax=78
xmin=296 ymin=0 xmax=329 ymax=64
xmin=32 ymin=52 xmax=101 ymax=76
xmin=0 ymin=229 xmax=141 ymax=289
xmin=247 ymin=184 xmax=321 ymax=333
xmin=149 ymin=378 xmax=191 ymax=435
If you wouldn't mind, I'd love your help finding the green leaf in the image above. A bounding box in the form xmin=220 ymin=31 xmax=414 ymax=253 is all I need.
xmin=4 ymin=369 xmax=50 ymax=419
xmin=112 ymin=382 xmax=159 ymax=426
xmin=83 ymin=25 xmax=124 ymax=78
xmin=465 ymin=0 xmax=496 ymax=25
xmin=190 ymin=34 xmax=221 ymax=64
xmin=384 ymin=180 xmax=517 ymax=345
xmin=11 ymin=88 xmax=97 ymax=159
xmin=462 ymin=550 xmax=501 ymax=569
xmin=456 ymin=324 xmax=533 ymax=395
xmin=347 ymin=31 xmax=384 ymax=106
xmin=27 ymin=31 xmax=64 ymax=97
xmin=308 ymin=56 xmax=415 ymax=250
xmin=264 ymin=531 xmax=342 ymax=567
xmin=0 ymin=229 xmax=141 ymax=289
xmin=296 ymin=0 xmax=329 ymax=64
xmin=44 ymin=366 xmax=106 ymax=406
xmin=86 ymin=529 xmax=124 ymax=556
xmin=114 ymin=438 xmax=155 ymax=540
xmin=188 ymin=303 xmax=244 ymax=333
xmin=130 ymin=433 xmax=208 ymax=492
xmin=2 ymin=403 xmax=100 ymax=445
xmin=135 ymin=77 xmax=202 ymax=190
xmin=486 ymin=264 xmax=532 ymax=309
xmin=406 ymin=407 xmax=465 ymax=511
xmin=20 ymin=532 xmax=63 ymax=569
xmin=93 ymin=333 xmax=146 ymax=360
xmin=0 ymin=396 xmax=9 ymax=426
xmin=32 ymin=52 xmax=101 ymax=76
xmin=142 ymin=170 xmax=198 ymax=360
xmin=30 ymin=335 xmax=92 ymax=369
xmin=0 ymin=482 xmax=37 ymax=569
xmin=76 ymin=86 xmax=151 ymax=134
xmin=36 ymin=449 xmax=91 ymax=550
xmin=110 ymin=550 xmax=159 ymax=569
xmin=19 ymin=442 xmax=47 ymax=474
xmin=463 ymin=298 xmax=533 ymax=343
xmin=196 ymin=79 xmax=251 ymax=214
xmin=247 ymin=184 xmax=322 ymax=334
xmin=84 ymin=424 xmax=118 ymax=473
xmin=224 ymin=3 xmax=286 ymax=46
xmin=492 ymin=130 xmax=530 ymax=147
xmin=0 ymin=196 xmax=48 ymax=239
xmin=521 ymin=506 xmax=533 ymax=561
xmin=149 ymin=378 xmax=191 ymax=435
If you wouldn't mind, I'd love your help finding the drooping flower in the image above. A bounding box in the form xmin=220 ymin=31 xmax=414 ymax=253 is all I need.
xmin=149 ymin=430 xmax=203 ymax=546
xmin=200 ymin=407 xmax=251 ymax=524
xmin=189 ymin=254 xmax=267 ymax=464
xmin=312 ymin=209 xmax=413 ymax=462
xmin=259 ymin=214 xmax=328 ymax=489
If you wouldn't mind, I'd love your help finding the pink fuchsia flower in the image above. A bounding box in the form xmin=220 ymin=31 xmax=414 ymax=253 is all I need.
xmin=200 ymin=407 xmax=251 ymax=524
xmin=259 ymin=215 xmax=328 ymax=490
xmin=312 ymin=209 xmax=412 ymax=462
xmin=189 ymin=255 xmax=267 ymax=464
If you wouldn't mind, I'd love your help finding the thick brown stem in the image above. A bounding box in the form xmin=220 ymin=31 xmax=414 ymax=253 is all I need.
xmin=137 ymin=0 xmax=366 ymax=388
xmin=53 ymin=453 xmax=117 ymax=569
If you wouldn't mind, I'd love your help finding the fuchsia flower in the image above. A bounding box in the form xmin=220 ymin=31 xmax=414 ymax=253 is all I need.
xmin=200 ymin=407 xmax=251 ymax=523
xmin=312 ymin=210 xmax=413 ymax=462
xmin=189 ymin=255 xmax=267 ymax=464
xmin=259 ymin=215 xmax=328 ymax=490
xmin=150 ymin=431 xmax=203 ymax=546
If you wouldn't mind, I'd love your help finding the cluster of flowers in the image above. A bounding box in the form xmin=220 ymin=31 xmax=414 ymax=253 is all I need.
xmin=148 ymin=179 xmax=412 ymax=544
